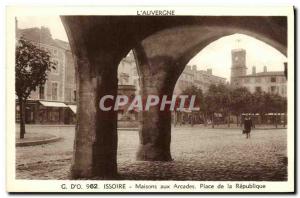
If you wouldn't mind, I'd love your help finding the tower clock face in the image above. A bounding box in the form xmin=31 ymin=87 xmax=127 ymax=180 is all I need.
xmin=235 ymin=56 xmax=239 ymax=61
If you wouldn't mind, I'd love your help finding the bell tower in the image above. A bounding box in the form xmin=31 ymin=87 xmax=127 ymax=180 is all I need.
xmin=230 ymin=47 xmax=247 ymax=87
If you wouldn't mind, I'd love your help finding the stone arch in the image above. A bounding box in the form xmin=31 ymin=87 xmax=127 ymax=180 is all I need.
xmin=61 ymin=16 xmax=287 ymax=179
xmin=131 ymin=23 xmax=287 ymax=162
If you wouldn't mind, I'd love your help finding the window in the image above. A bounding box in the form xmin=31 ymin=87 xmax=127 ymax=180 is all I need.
xmin=244 ymin=78 xmax=250 ymax=83
xmin=52 ymin=59 xmax=59 ymax=73
xmin=39 ymin=86 xmax=45 ymax=100
xmin=74 ymin=90 xmax=77 ymax=102
xmin=271 ymin=77 xmax=276 ymax=82
xmin=255 ymin=86 xmax=262 ymax=92
xmin=52 ymin=82 xmax=58 ymax=101
xmin=270 ymin=86 xmax=277 ymax=94
xmin=255 ymin=77 xmax=261 ymax=83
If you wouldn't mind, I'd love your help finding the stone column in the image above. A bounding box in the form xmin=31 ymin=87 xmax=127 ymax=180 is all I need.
xmin=61 ymin=16 xmax=124 ymax=179
xmin=136 ymin=81 xmax=174 ymax=161
xmin=135 ymin=49 xmax=180 ymax=161
xmin=71 ymin=56 xmax=118 ymax=179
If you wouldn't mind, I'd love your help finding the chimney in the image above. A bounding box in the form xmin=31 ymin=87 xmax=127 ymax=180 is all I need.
xmin=207 ymin=68 xmax=212 ymax=75
xmin=263 ymin=66 xmax=267 ymax=72
xmin=192 ymin=65 xmax=197 ymax=71
xmin=252 ymin=66 xmax=256 ymax=75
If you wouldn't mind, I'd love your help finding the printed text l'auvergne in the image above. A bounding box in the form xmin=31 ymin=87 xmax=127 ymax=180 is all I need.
xmin=137 ymin=10 xmax=175 ymax=16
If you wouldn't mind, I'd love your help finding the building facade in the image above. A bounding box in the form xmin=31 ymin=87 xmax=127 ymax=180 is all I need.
xmin=16 ymin=29 xmax=141 ymax=125
xmin=117 ymin=51 xmax=140 ymax=127
xmin=174 ymin=65 xmax=227 ymax=94
xmin=230 ymin=48 xmax=287 ymax=97
xmin=236 ymin=67 xmax=287 ymax=97
xmin=16 ymin=27 xmax=76 ymax=124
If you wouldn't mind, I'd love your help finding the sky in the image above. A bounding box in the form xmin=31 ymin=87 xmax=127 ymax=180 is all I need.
xmin=17 ymin=16 xmax=69 ymax=42
xmin=188 ymin=34 xmax=287 ymax=81
xmin=17 ymin=16 xmax=287 ymax=81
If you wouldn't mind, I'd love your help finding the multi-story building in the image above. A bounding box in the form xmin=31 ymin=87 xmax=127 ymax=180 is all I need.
xmin=239 ymin=66 xmax=287 ymax=97
xmin=118 ymin=52 xmax=227 ymax=95
xmin=230 ymin=48 xmax=287 ymax=97
xmin=118 ymin=51 xmax=140 ymax=93
xmin=117 ymin=51 xmax=139 ymax=127
xmin=174 ymin=65 xmax=227 ymax=94
xmin=16 ymin=27 xmax=76 ymax=124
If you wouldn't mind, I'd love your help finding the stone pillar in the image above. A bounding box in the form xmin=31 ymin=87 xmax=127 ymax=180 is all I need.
xmin=136 ymin=83 xmax=173 ymax=161
xmin=135 ymin=49 xmax=180 ymax=161
xmin=71 ymin=56 xmax=118 ymax=179
xmin=60 ymin=16 xmax=125 ymax=179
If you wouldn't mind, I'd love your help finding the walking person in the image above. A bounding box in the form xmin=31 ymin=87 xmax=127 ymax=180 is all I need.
xmin=243 ymin=116 xmax=253 ymax=139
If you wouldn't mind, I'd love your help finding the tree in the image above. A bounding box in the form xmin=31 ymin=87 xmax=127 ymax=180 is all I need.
xmin=204 ymin=85 xmax=218 ymax=128
xmin=229 ymin=87 xmax=251 ymax=126
xmin=267 ymin=94 xmax=286 ymax=128
xmin=180 ymin=85 xmax=204 ymax=126
xmin=246 ymin=90 xmax=264 ymax=126
xmin=181 ymin=85 xmax=204 ymax=108
xmin=16 ymin=37 xmax=56 ymax=139
xmin=205 ymin=84 xmax=231 ymax=128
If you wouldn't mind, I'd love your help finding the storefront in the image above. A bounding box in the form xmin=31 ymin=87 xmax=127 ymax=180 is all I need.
xmin=15 ymin=100 xmax=76 ymax=125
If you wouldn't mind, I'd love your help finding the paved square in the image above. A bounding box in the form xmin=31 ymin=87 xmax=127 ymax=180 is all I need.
xmin=16 ymin=125 xmax=287 ymax=180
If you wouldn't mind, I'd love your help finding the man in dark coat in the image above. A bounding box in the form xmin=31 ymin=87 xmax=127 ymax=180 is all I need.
xmin=243 ymin=117 xmax=253 ymax=139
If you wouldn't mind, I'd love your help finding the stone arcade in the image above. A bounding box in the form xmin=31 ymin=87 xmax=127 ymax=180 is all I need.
xmin=61 ymin=16 xmax=287 ymax=179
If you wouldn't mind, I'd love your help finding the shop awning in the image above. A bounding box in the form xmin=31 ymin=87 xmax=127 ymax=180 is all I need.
xmin=39 ymin=101 xmax=68 ymax=108
xmin=68 ymin=105 xmax=77 ymax=113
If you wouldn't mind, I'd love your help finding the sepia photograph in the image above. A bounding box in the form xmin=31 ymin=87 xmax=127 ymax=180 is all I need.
xmin=6 ymin=6 xmax=294 ymax=193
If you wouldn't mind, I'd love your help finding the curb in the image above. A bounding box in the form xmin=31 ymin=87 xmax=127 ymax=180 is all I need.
xmin=16 ymin=136 xmax=62 ymax=147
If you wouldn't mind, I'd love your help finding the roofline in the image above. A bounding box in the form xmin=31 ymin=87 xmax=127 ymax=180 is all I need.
xmin=17 ymin=33 xmax=71 ymax=51
xmin=233 ymin=72 xmax=285 ymax=78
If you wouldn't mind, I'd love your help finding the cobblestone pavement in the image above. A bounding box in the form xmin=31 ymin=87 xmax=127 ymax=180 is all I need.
xmin=16 ymin=125 xmax=287 ymax=181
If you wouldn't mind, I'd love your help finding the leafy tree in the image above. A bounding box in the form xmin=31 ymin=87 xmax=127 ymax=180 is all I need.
xmin=180 ymin=85 xmax=204 ymax=126
xmin=205 ymin=84 xmax=231 ymax=128
xmin=16 ymin=37 xmax=56 ymax=139
xmin=181 ymin=85 xmax=204 ymax=109
xmin=245 ymin=90 xmax=264 ymax=126
xmin=266 ymin=94 xmax=286 ymax=128
xmin=229 ymin=87 xmax=251 ymax=126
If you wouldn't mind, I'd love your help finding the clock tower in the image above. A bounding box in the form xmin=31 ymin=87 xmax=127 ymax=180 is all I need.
xmin=230 ymin=48 xmax=247 ymax=87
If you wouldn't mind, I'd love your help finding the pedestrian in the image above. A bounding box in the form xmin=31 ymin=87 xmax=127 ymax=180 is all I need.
xmin=243 ymin=116 xmax=253 ymax=139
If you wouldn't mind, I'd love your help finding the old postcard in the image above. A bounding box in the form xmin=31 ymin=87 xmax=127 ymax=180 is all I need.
xmin=6 ymin=6 xmax=294 ymax=193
